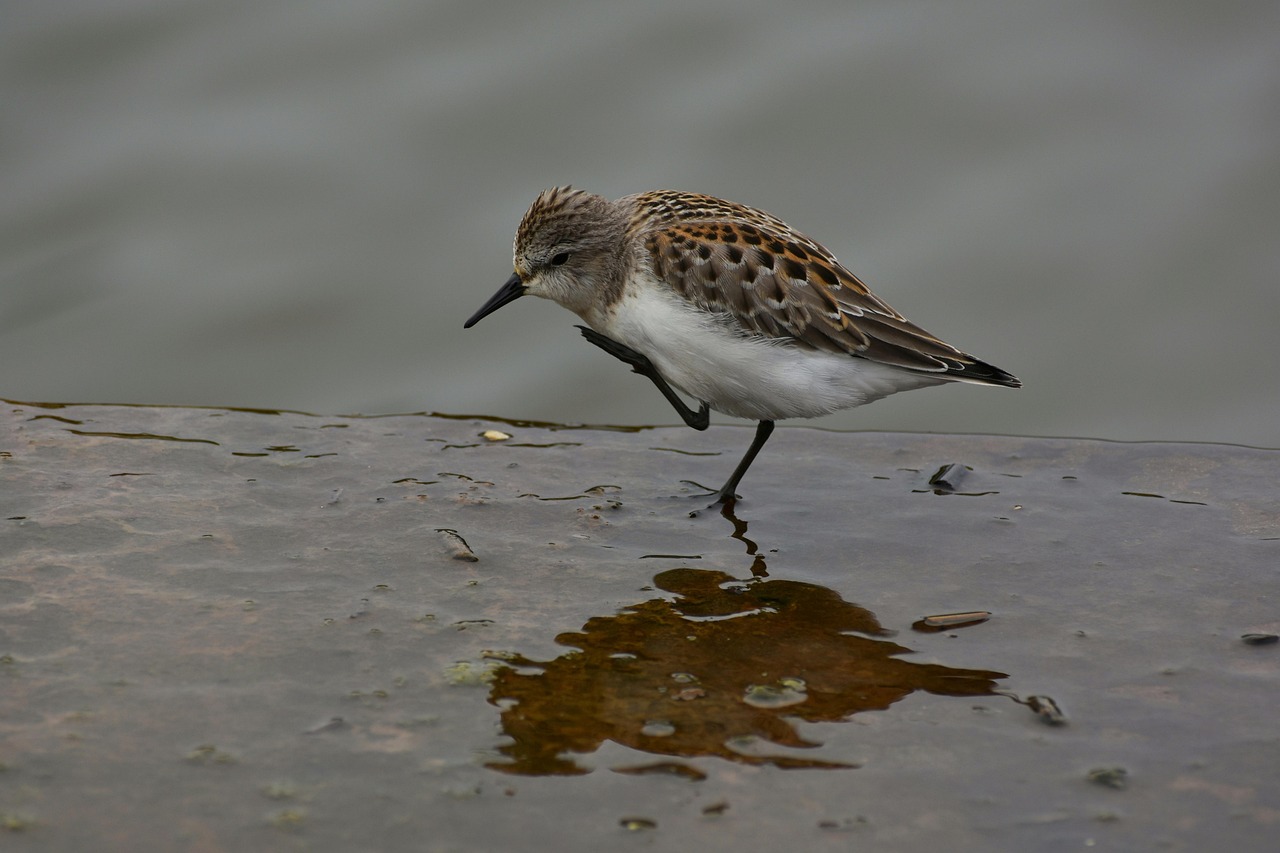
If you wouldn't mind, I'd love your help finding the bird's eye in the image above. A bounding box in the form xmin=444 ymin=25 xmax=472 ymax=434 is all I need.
xmin=550 ymin=252 xmax=571 ymax=266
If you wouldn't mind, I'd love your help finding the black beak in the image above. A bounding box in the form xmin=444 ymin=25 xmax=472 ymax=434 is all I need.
xmin=463 ymin=272 xmax=526 ymax=328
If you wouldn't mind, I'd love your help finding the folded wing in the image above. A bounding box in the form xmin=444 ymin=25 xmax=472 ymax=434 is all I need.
xmin=640 ymin=196 xmax=1019 ymax=388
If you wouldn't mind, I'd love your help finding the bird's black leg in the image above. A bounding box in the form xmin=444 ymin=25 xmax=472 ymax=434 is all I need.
xmin=714 ymin=420 xmax=775 ymax=504
xmin=575 ymin=325 xmax=709 ymax=430
xmin=576 ymin=325 xmax=775 ymax=504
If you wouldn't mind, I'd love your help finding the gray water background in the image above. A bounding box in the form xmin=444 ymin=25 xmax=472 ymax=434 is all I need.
xmin=3 ymin=1 xmax=1277 ymax=446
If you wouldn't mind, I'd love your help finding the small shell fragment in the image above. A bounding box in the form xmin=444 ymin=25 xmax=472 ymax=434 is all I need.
xmin=913 ymin=611 xmax=992 ymax=632
xmin=1026 ymin=694 xmax=1067 ymax=725
xmin=928 ymin=462 xmax=971 ymax=491
xmin=481 ymin=429 xmax=512 ymax=442
xmin=1087 ymin=766 xmax=1129 ymax=789
xmin=436 ymin=528 xmax=478 ymax=562
xmin=1241 ymin=633 xmax=1278 ymax=646
xmin=924 ymin=611 xmax=991 ymax=628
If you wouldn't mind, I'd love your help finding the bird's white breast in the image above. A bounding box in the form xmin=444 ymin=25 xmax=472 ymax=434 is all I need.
xmin=592 ymin=272 xmax=945 ymax=422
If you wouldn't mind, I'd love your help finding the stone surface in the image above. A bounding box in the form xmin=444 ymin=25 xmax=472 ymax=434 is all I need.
xmin=1 ymin=400 xmax=1277 ymax=851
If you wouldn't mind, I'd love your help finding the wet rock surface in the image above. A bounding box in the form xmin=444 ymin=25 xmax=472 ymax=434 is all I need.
xmin=1 ymin=401 xmax=1277 ymax=850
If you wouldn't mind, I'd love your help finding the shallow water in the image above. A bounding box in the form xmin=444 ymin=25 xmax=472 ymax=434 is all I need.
xmin=2 ymin=402 xmax=1277 ymax=850
xmin=1 ymin=1 xmax=1278 ymax=446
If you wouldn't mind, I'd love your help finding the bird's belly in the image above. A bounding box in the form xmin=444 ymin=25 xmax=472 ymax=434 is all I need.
xmin=598 ymin=283 xmax=944 ymax=422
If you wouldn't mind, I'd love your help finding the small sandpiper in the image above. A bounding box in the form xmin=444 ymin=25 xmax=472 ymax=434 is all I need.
xmin=465 ymin=187 xmax=1020 ymax=503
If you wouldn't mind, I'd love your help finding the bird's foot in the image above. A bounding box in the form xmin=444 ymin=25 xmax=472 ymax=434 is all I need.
xmin=680 ymin=479 xmax=738 ymax=515
xmin=577 ymin=325 xmax=710 ymax=431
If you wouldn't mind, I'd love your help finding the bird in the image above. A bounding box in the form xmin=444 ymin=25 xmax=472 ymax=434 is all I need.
xmin=464 ymin=187 xmax=1020 ymax=503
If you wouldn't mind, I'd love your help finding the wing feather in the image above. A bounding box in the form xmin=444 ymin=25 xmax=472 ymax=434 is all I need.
xmin=637 ymin=198 xmax=1017 ymax=386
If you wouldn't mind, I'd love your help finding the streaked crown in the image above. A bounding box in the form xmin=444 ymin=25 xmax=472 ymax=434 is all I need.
xmin=514 ymin=187 xmax=627 ymax=274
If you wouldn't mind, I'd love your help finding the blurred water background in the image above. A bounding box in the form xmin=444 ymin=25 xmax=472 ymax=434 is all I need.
xmin=2 ymin=1 xmax=1277 ymax=446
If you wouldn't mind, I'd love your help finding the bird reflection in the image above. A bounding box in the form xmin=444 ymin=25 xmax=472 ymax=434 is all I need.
xmin=485 ymin=567 xmax=1007 ymax=775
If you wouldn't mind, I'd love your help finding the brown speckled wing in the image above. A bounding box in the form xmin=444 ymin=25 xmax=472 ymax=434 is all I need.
xmin=633 ymin=191 xmax=1018 ymax=385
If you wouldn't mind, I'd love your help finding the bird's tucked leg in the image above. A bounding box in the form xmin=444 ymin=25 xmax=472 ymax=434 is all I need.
xmin=576 ymin=325 xmax=710 ymax=430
